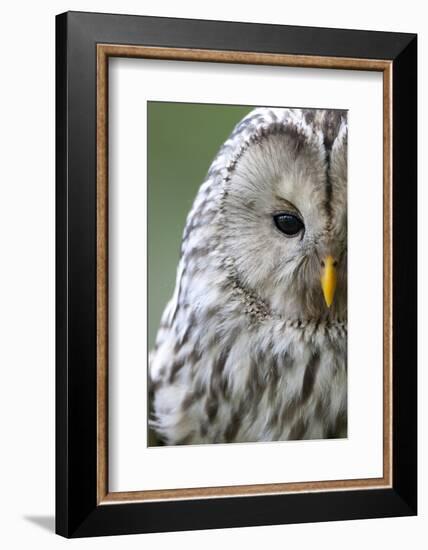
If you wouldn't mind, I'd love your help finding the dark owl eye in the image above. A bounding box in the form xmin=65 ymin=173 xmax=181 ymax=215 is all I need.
xmin=273 ymin=213 xmax=304 ymax=236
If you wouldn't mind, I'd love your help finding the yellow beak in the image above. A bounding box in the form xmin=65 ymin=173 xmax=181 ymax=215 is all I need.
xmin=320 ymin=255 xmax=337 ymax=308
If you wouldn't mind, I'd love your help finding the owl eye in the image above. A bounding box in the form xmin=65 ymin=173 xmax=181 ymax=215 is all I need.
xmin=273 ymin=213 xmax=304 ymax=236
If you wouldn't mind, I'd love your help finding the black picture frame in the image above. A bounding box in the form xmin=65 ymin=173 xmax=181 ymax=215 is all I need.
xmin=56 ymin=10 xmax=417 ymax=538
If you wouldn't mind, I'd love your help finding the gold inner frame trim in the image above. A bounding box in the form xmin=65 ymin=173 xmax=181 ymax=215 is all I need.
xmin=96 ymin=44 xmax=393 ymax=504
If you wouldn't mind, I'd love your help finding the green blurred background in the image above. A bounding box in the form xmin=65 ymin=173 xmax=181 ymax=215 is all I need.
xmin=147 ymin=102 xmax=252 ymax=349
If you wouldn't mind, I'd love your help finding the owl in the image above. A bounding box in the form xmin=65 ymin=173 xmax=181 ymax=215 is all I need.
xmin=149 ymin=107 xmax=347 ymax=445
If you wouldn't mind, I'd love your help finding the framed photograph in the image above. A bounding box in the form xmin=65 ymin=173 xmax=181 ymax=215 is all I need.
xmin=56 ymin=11 xmax=417 ymax=538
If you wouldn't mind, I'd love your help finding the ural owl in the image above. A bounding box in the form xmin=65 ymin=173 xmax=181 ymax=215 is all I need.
xmin=149 ymin=107 xmax=347 ymax=445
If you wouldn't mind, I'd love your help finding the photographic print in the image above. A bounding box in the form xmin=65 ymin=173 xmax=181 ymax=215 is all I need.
xmin=148 ymin=103 xmax=348 ymax=446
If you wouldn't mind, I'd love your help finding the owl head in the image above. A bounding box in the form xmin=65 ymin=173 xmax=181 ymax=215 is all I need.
xmin=213 ymin=108 xmax=348 ymax=321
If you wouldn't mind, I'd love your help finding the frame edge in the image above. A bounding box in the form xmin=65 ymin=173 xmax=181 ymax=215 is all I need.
xmin=55 ymin=11 xmax=69 ymax=538
xmin=391 ymin=34 xmax=418 ymax=515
